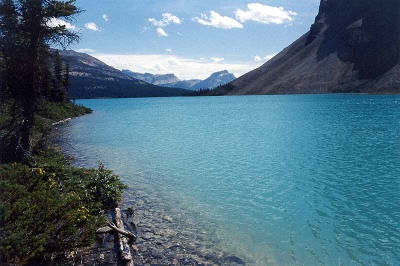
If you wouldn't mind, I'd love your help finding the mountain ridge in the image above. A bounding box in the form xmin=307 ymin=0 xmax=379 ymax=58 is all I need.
xmin=212 ymin=0 xmax=400 ymax=95
xmin=122 ymin=69 xmax=235 ymax=90
xmin=120 ymin=71 xmax=181 ymax=85
xmin=191 ymin=70 xmax=236 ymax=90
xmin=59 ymin=50 xmax=190 ymax=98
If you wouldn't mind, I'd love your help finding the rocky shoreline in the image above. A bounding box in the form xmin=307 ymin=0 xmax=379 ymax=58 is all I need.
xmin=121 ymin=187 xmax=248 ymax=265
xmin=59 ymin=185 xmax=248 ymax=266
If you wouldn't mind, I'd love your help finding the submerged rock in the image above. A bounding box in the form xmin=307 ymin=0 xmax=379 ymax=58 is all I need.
xmin=223 ymin=255 xmax=246 ymax=266
xmin=120 ymin=188 xmax=249 ymax=266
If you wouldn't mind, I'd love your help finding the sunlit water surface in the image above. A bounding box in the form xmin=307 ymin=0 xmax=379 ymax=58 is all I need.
xmin=59 ymin=95 xmax=400 ymax=265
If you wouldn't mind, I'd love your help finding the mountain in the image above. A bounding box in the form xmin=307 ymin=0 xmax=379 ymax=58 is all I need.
xmin=59 ymin=50 xmax=190 ymax=98
xmin=120 ymin=71 xmax=181 ymax=85
xmin=162 ymin=80 xmax=202 ymax=90
xmin=122 ymin=69 xmax=235 ymax=90
xmin=191 ymin=70 xmax=236 ymax=90
xmin=122 ymin=69 xmax=201 ymax=90
xmin=213 ymin=0 xmax=400 ymax=95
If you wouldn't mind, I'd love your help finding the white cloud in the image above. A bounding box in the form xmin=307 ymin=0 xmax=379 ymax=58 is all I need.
xmin=77 ymin=48 xmax=96 ymax=53
xmin=92 ymin=53 xmax=262 ymax=80
xmin=264 ymin=53 xmax=278 ymax=60
xmin=193 ymin=11 xmax=243 ymax=30
xmin=157 ymin=28 xmax=168 ymax=37
xmin=211 ymin=57 xmax=224 ymax=63
xmin=235 ymin=3 xmax=297 ymax=24
xmin=167 ymin=57 xmax=182 ymax=66
xmin=103 ymin=14 xmax=109 ymax=22
xmin=152 ymin=63 xmax=167 ymax=71
xmin=47 ymin=18 xmax=76 ymax=30
xmin=253 ymin=55 xmax=262 ymax=62
xmin=85 ymin=22 xmax=101 ymax=32
xmin=166 ymin=48 xmax=173 ymax=53
xmin=148 ymin=13 xmax=182 ymax=27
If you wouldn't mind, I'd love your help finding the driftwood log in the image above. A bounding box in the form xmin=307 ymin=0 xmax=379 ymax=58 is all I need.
xmin=96 ymin=223 xmax=137 ymax=240
xmin=96 ymin=226 xmax=113 ymax=234
xmin=94 ymin=209 xmax=137 ymax=265
xmin=114 ymin=208 xmax=134 ymax=265
xmin=106 ymin=221 xmax=137 ymax=240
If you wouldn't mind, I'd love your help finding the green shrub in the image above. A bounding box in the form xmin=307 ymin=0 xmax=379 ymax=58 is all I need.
xmin=36 ymin=101 xmax=92 ymax=122
xmin=81 ymin=162 xmax=127 ymax=210
xmin=0 ymin=99 xmax=124 ymax=264
xmin=0 ymin=152 xmax=126 ymax=264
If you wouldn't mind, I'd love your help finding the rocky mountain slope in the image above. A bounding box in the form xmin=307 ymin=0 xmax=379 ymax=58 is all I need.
xmin=59 ymin=50 xmax=189 ymax=98
xmin=191 ymin=70 xmax=236 ymax=90
xmin=120 ymin=71 xmax=181 ymax=85
xmin=122 ymin=69 xmax=235 ymax=90
xmin=163 ymin=79 xmax=202 ymax=90
xmin=213 ymin=0 xmax=400 ymax=95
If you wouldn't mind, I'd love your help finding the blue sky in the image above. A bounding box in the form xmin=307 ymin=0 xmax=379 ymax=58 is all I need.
xmin=61 ymin=0 xmax=320 ymax=79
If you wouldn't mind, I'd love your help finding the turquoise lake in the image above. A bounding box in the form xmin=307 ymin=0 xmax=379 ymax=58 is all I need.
xmin=59 ymin=95 xmax=400 ymax=265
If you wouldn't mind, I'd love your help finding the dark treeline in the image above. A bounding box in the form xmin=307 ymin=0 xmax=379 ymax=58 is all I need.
xmin=185 ymin=83 xmax=236 ymax=96
xmin=0 ymin=0 xmax=80 ymax=163
xmin=185 ymin=88 xmax=212 ymax=96
xmin=67 ymin=76 xmax=190 ymax=99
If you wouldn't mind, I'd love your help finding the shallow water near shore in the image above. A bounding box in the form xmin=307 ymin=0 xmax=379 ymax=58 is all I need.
xmin=58 ymin=94 xmax=400 ymax=265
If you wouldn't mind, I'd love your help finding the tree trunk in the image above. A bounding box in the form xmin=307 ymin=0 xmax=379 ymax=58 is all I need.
xmin=17 ymin=3 xmax=42 ymax=162
xmin=115 ymin=208 xmax=133 ymax=265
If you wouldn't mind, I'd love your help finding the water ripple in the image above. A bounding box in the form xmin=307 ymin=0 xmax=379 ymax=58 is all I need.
xmin=58 ymin=95 xmax=400 ymax=265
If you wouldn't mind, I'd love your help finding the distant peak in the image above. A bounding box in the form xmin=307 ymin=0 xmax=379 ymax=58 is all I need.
xmin=216 ymin=70 xmax=229 ymax=74
xmin=210 ymin=70 xmax=234 ymax=78
xmin=155 ymin=73 xmax=178 ymax=78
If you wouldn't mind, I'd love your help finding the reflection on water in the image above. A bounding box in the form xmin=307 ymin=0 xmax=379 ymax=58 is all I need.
xmin=58 ymin=95 xmax=400 ymax=265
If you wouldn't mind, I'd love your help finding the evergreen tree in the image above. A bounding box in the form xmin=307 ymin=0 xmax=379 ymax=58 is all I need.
xmin=0 ymin=0 xmax=24 ymax=163
xmin=50 ymin=50 xmax=68 ymax=102
xmin=0 ymin=0 xmax=19 ymax=100
xmin=0 ymin=0 xmax=80 ymax=162
xmin=64 ymin=61 xmax=70 ymax=94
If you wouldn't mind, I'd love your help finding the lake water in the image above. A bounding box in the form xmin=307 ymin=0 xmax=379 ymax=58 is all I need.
xmin=59 ymin=95 xmax=400 ymax=265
